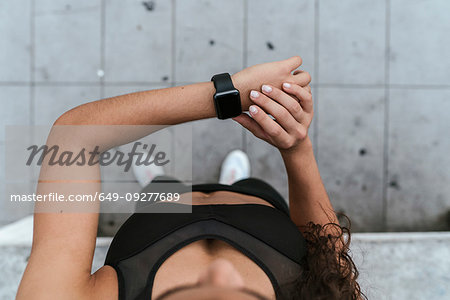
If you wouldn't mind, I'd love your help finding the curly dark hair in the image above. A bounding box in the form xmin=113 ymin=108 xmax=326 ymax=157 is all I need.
xmin=278 ymin=214 xmax=367 ymax=300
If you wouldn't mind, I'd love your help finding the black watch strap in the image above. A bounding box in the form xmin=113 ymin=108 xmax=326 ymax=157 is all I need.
xmin=211 ymin=73 xmax=235 ymax=92
xmin=211 ymin=72 xmax=242 ymax=119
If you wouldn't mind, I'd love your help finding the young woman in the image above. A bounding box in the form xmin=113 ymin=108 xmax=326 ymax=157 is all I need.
xmin=17 ymin=57 xmax=365 ymax=300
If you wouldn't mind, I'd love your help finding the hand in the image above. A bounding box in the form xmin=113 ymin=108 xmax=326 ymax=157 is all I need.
xmin=232 ymin=56 xmax=311 ymax=110
xmin=232 ymin=82 xmax=313 ymax=154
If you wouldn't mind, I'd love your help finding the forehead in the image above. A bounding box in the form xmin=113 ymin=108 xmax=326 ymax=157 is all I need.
xmin=157 ymin=286 xmax=265 ymax=300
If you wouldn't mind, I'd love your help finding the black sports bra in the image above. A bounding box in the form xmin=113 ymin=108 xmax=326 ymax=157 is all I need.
xmin=104 ymin=203 xmax=307 ymax=300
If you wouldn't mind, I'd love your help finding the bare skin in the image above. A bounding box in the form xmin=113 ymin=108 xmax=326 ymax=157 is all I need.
xmin=89 ymin=191 xmax=277 ymax=300
xmin=16 ymin=57 xmax=338 ymax=300
xmin=152 ymin=191 xmax=276 ymax=299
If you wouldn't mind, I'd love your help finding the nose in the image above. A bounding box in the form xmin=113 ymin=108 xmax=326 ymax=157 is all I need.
xmin=197 ymin=258 xmax=245 ymax=288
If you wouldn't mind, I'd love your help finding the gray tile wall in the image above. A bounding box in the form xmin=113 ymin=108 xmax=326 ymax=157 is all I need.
xmin=1 ymin=0 xmax=449 ymax=232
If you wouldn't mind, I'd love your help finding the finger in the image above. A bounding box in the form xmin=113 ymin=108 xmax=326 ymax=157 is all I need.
xmin=282 ymin=56 xmax=302 ymax=71
xmin=258 ymin=85 xmax=304 ymax=123
xmin=292 ymin=70 xmax=311 ymax=86
xmin=232 ymin=113 xmax=268 ymax=140
xmin=248 ymin=105 xmax=291 ymax=144
xmin=250 ymin=88 xmax=300 ymax=133
xmin=282 ymin=83 xmax=313 ymax=113
xmin=304 ymin=84 xmax=311 ymax=94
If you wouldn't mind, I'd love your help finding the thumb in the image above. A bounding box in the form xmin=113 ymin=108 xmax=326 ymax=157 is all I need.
xmin=283 ymin=56 xmax=302 ymax=71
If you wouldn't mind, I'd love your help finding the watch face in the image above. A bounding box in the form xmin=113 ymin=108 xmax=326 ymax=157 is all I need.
xmin=214 ymin=89 xmax=242 ymax=119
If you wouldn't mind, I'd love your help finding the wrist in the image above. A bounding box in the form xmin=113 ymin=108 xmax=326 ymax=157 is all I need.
xmin=280 ymin=136 xmax=314 ymax=161
xmin=231 ymin=72 xmax=251 ymax=111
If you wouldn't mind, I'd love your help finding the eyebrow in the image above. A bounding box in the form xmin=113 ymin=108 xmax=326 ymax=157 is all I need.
xmin=154 ymin=284 xmax=271 ymax=300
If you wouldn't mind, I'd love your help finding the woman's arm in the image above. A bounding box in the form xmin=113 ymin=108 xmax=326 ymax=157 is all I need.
xmin=233 ymin=81 xmax=365 ymax=299
xmin=17 ymin=57 xmax=309 ymax=300
xmin=55 ymin=56 xmax=307 ymax=126
xmin=232 ymin=80 xmax=339 ymax=232
xmin=281 ymin=138 xmax=339 ymax=230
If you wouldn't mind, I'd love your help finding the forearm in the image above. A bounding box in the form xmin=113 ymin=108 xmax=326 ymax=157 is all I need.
xmin=54 ymin=56 xmax=309 ymax=148
xmin=53 ymin=78 xmax=256 ymax=151
xmin=281 ymin=137 xmax=339 ymax=232
xmin=57 ymin=81 xmax=218 ymax=126
xmin=55 ymin=56 xmax=309 ymax=127
xmin=56 ymin=73 xmax=259 ymax=125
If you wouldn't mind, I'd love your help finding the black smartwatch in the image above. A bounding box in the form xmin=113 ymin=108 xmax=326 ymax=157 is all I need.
xmin=211 ymin=73 xmax=242 ymax=119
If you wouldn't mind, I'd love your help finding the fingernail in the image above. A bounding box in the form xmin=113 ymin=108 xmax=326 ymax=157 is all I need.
xmin=249 ymin=105 xmax=258 ymax=115
xmin=262 ymin=85 xmax=272 ymax=93
xmin=283 ymin=82 xmax=291 ymax=88
xmin=250 ymin=90 xmax=259 ymax=98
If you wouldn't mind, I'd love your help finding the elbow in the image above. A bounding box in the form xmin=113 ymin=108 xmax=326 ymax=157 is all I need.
xmin=53 ymin=112 xmax=72 ymax=126
xmin=53 ymin=104 xmax=89 ymax=126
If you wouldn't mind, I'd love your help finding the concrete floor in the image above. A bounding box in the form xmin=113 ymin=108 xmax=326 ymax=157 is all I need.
xmin=1 ymin=1 xmax=450 ymax=231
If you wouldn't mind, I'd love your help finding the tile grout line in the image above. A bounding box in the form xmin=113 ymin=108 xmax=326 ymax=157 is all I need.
xmin=313 ymin=0 xmax=320 ymax=159
xmin=170 ymin=128 xmax=175 ymax=176
xmin=100 ymin=0 xmax=106 ymax=98
xmin=171 ymin=0 xmax=176 ymax=87
xmin=242 ymin=0 xmax=248 ymax=152
xmin=3 ymin=81 xmax=450 ymax=89
xmin=243 ymin=0 xmax=248 ymax=69
xmin=382 ymin=0 xmax=391 ymax=232
xmin=0 ymin=82 xmax=30 ymax=86
xmin=318 ymin=83 xmax=385 ymax=89
xmin=30 ymin=0 xmax=36 ymax=127
xmin=5 ymin=81 xmax=177 ymax=86
xmin=171 ymin=0 xmax=177 ymax=171
xmin=389 ymin=84 xmax=450 ymax=89
xmin=29 ymin=0 xmax=36 ymax=191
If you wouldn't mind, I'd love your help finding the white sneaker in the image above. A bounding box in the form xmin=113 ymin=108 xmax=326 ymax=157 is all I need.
xmin=132 ymin=152 xmax=165 ymax=187
xmin=219 ymin=149 xmax=250 ymax=185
